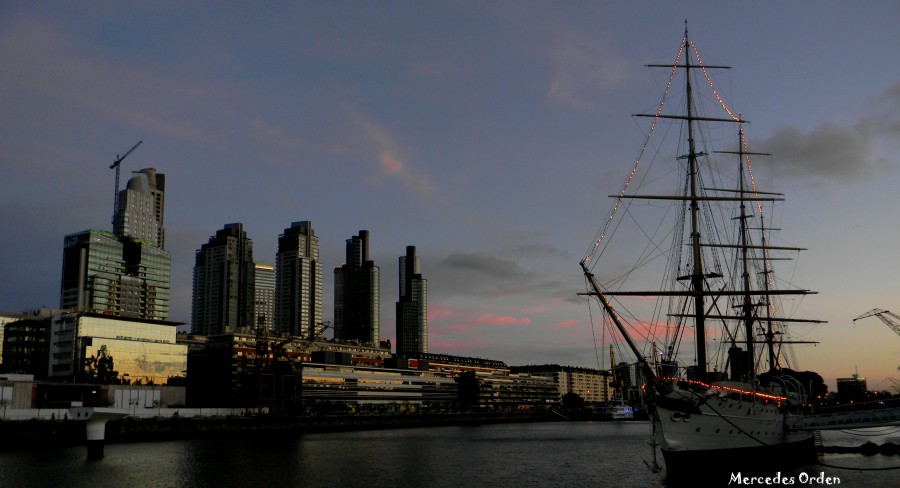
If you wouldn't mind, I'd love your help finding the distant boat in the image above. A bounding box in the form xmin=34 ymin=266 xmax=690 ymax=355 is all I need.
xmin=579 ymin=23 xmax=823 ymax=480
xmin=591 ymin=400 xmax=634 ymax=421
xmin=595 ymin=345 xmax=634 ymax=420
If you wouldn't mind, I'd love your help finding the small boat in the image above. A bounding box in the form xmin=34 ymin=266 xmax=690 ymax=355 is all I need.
xmin=593 ymin=345 xmax=634 ymax=420
xmin=579 ymin=23 xmax=824 ymax=481
xmin=591 ymin=400 xmax=634 ymax=420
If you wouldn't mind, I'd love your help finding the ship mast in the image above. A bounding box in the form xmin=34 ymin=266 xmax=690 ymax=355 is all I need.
xmin=718 ymin=126 xmax=772 ymax=381
xmin=641 ymin=25 xmax=739 ymax=383
xmin=582 ymin=23 xmax=824 ymax=391
xmin=682 ymin=27 xmax=709 ymax=383
xmin=716 ymin=127 xmax=824 ymax=377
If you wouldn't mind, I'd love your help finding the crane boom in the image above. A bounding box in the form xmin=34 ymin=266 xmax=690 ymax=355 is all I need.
xmin=110 ymin=141 xmax=143 ymax=227
xmin=854 ymin=308 xmax=900 ymax=338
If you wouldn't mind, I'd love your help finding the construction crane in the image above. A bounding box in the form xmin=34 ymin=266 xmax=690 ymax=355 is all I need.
xmin=270 ymin=321 xmax=332 ymax=365
xmin=854 ymin=309 xmax=900 ymax=338
xmin=109 ymin=141 xmax=143 ymax=227
xmin=261 ymin=322 xmax=332 ymax=415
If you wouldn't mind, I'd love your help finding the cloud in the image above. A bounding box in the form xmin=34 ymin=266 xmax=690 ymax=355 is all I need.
xmin=427 ymin=339 xmax=490 ymax=351
xmin=0 ymin=18 xmax=234 ymax=148
xmin=502 ymin=243 xmax=573 ymax=260
xmin=474 ymin=314 xmax=531 ymax=326
xmin=354 ymin=114 xmax=436 ymax=200
xmin=439 ymin=252 xmax=528 ymax=281
xmin=546 ymin=30 xmax=633 ymax=110
xmin=427 ymin=302 xmax=546 ymax=339
xmin=756 ymin=123 xmax=881 ymax=181
xmin=427 ymin=302 xmax=458 ymax=322
xmin=431 ymin=252 xmax=540 ymax=300
xmin=430 ymin=249 xmax=578 ymax=305
xmin=755 ymin=82 xmax=900 ymax=183
xmin=245 ymin=118 xmax=308 ymax=152
xmin=551 ymin=319 xmax=581 ymax=329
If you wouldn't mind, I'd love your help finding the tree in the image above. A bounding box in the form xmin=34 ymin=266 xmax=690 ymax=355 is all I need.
xmin=456 ymin=372 xmax=481 ymax=407
xmin=561 ymin=392 xmax=585 ymax=411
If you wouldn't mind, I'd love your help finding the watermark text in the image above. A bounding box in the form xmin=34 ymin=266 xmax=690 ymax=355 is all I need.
xmin=728 ymin=472 xmax=840 ymax=485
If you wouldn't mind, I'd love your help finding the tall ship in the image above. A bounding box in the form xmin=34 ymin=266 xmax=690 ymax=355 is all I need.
xmin=579 ymin=24 xmax=823 ymax=480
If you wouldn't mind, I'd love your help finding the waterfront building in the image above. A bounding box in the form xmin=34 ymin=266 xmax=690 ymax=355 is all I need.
xmin=254 ymin=262 xmax=275 ymax=333
xmin=187 ymin=331 xmax=392 ymax=409
xmin=837 ymin=373 xmax=868 ymax=400
xmin=0 ymin=314 xmax=51 ymax=379
xmin=395 ymin=246 xmax=427 ymax=355
xmin=0 ymin=376 xmax=186 ymax=411
xmin=510 ymin=364 xmax=612 ymax=403
xmin=0 ymin=312 xmax=24 ymax=366
xmin=333 ymin=231 xmax=380 ymax=346
xmin=60 ymin=230 xmax=171 ymax=320
xmin=113 ymin=168 xmax=166 ymax=249
xmin=191 ymin=223 xmax=256 ymax=335
xmin=402 ymin=352 xmax=558 ymax=409
xmin=275 ymin=221 xmax=323 ymax=339
xmin=302 ymin=362 xmax=456 ymax=411
xmin=48 ymin=312 xmax=186 ymax=385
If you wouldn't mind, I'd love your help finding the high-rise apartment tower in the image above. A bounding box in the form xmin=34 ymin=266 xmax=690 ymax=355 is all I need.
xmin=275 ymin=221 xmax=323 ymax=339
xmin=191 ymin=223 xmax=255 ymax=335
xmin=395 ymin=245 xmax=427 ymax=355
xmin=334 ymin=230 xmax=380 ymax=345
xmin=254 ymin=262 xmax=275 ymax=333
xmin=114 ymin=168 xmax=165 ymax=248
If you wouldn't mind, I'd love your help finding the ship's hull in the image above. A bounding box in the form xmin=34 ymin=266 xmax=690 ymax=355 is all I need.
xmin=652 ymin=385 xmax=816 ymax=483
xmin=661 ymin=436 xmax=816 ymax=484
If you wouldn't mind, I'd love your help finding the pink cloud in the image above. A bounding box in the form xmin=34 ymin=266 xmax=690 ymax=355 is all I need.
xmin=551 ymin=319 xmax=580 ymax=329
xmin=523 ymin=304 xmax=553 ymax=314
xmin=428 ymin=302 xmax=457 ymax=321
xmin=431 ymin=323 xmax=474 ymax=336
xmin=475 ymin=314 xmax=531 ymax=326
xmin=379 ymin=151 xmax=403 ymax=174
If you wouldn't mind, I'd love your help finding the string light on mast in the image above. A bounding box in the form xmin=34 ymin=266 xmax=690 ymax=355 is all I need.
xmin=583 ymin=34 xmax=687 ymax=266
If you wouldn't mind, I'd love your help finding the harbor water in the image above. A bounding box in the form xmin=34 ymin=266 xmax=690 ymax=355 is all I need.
xmin=1 ymin=421 xmax=898 ymax=487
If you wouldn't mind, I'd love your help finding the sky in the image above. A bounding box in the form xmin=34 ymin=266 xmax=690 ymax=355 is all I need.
xmin=2 ymin=1 xmax=900 ymax=391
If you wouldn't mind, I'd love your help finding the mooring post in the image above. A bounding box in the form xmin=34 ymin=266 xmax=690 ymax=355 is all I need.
xmin=69 ymin=402 xmax=130 ymax=460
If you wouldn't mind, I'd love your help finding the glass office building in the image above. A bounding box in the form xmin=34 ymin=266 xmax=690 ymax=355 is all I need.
xmin=60 ymin=230 xmax=170 ymax=320
xmin=49 ymin=312 xmax=186 ymax=384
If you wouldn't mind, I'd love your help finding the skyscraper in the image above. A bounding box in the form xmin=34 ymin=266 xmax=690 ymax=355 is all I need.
xmin=254 ymin=262 xmax=275 ymax=333
xmin=60 ymin=230 xmax=171 ymax=320
xmin=334 ymin=230 xmax=380 ymax=345
xmin=191 ymin=223 xmax=255 ymax=336
xmin=275 ymin=221 xmax=323 ymax=338
xmin=396 ymin=245 xmax=427 ymax=355
xmin=114 ymin=168 xmax=165 ymax=248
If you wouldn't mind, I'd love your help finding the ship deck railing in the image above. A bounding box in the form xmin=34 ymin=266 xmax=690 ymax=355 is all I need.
xmin=789 ymin=406 xmax=900 ymax=430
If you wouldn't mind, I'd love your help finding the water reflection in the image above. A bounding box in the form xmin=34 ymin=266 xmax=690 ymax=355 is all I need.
xmin=4 ymin=422 xmax=896 ymax=488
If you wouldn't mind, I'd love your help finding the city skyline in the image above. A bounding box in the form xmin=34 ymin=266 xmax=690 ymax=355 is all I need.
xmin=2 ymin=2 xmax=900 ymax=389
